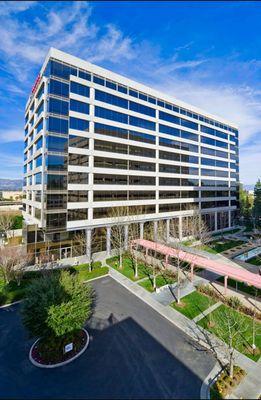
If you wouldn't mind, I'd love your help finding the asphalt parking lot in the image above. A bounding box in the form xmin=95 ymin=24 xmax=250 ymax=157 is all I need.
xmin=0 ymin=276 xmax=215 ymax=399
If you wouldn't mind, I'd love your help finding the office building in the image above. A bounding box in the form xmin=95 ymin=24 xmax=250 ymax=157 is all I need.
xmin=23 ymin=48 xmax=239 ymax=259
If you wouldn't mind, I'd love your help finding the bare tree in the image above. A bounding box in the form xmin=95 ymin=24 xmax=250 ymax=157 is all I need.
xmin=0 ymin=245 xmax=31 ymax=285
xmin=211 ymin=306 xmax=248 ymax=378
xmin=0 ymin=212 xmax=14 ymax=243
xmin=107 ymin=206 xmax=130 ymax=269
xmin=128 ymin=222 xmax=141 ymax=279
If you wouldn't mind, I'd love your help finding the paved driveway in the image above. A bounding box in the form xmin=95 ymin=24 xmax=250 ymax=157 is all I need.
xmin=0 ymin=276 xmax=215 ymax=399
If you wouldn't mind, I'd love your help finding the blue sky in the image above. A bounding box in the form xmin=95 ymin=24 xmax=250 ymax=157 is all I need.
xmin=0 ymin=1 xmax=260 ymax=184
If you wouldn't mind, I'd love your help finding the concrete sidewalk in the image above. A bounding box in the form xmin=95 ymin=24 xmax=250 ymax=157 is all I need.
xmin=109 ymin=267 xmax=261 ymax=399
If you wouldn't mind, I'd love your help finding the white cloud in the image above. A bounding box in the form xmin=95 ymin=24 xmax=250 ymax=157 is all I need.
xmin=0 ymin=128 xmax=22 ymax=143
xmin=0 ymin=1 xmax=35 ymax=16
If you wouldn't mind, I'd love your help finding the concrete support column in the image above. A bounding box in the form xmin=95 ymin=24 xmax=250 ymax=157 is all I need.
xmin=165 ymin=254 xmax=169 ymax=267
xmin=124 ymin=225 xmax=128 ymax=250
xmin=86 ymin=229 xmax=92 ymax=263
xmin=215 ymin=212 xmax=218 ymax=231
xmin=190 ymin=264 xmax=194 ymax=282
xmin=224 ymin=275 xmax=228 ymax=296
xmin=154 ymin=220 xmax=158 ymax=241
xmin=178 ymin=216 xmax=182 ymax=240
xmin=140 ymin=222 xmax=144 ymax=239
xmin=106 ymin=226 xmax=111 ymax=257
xmin=166 ymin=219 xmax=170 ymax=242
xmin=228 ymin=210 xmax=231 ymax=228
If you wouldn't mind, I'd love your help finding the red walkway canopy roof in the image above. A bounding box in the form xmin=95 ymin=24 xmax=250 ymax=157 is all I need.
xmin=134 ymin=239 xmax=261 ymax=289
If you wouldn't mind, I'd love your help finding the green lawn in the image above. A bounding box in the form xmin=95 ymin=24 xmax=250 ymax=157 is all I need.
xmin=198 ymin=239 xmax=244 ymax=254
xmin=139 ymin=274 xmax=176 ymax=293
xmin=198 ymin=304 xmax=261 ymax=361
xmin=70 ymin=264 xmax=108 ymax=282
xmin=171 ymin=290 xmax=217 ymax=319
xmin=216 ymin=276 xmax=261 ymax=297
xmin=247 ymin=256 xmax=261 ymax=266
xmin=107 ymin=256 xmax=151 ymax=281
xmin=0 ymin=262 xmax=108 ymax=306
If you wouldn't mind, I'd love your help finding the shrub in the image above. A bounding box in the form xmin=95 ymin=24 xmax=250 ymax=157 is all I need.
xmin=227 ymin=296 xmax=242 ymax=310
xmin=21 ymin=270 xmax=94 ymax=351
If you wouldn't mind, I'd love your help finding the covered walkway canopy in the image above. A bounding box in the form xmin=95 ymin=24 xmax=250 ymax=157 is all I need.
xmin=134 ymin=239 xmax=261 ymax=291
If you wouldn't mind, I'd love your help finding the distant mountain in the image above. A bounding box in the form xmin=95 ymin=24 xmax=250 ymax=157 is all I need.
xmin=0 ymin=179 xmax=23 ymax=191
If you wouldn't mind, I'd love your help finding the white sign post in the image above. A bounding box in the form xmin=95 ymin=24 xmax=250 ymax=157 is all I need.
xmin=64 ymin=343 xmax=73 ymax=353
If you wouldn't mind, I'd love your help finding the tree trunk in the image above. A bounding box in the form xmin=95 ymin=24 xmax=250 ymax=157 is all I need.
xmin=119 ymin=252 xmax=123 ymax=269
xmin=153 ymin=273 xmax=156 ymax=291
xmin=134 ymin=256 xmax=138 ymax=278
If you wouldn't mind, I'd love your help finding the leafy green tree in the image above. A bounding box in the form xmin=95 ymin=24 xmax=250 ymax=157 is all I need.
xmin=253 ymin=179 xmax=261 ymax=228
xmin=21 ymin=271 xmax=94 ymax=351
xmin=11 ymin=215 xmax=23 ymax=230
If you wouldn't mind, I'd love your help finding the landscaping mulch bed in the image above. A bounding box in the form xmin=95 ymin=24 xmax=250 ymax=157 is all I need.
xmin=31 ymin=329 xmax=87 ymax=365
xmin=211 ymin=366 xmax=246 ymax=399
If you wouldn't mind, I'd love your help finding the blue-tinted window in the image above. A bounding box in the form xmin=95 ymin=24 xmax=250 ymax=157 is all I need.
xmin=95 ymin=106 xmax=128 ymax=124
xmin=48 ymin=116 xmax=68 ymax=134
xmin=202 ymin=158 xmax=215 ymax=166
xmin=47 ymin=135 xmax=68 ymax=152
xmin=180 ymin=130 xmax=198 ymax=142
xmin=118 ymin=85 xmax=127 ymax=94
xmin=70 ymin=99 xmax=89 ymax=114
xmin=181 ymin=154 xmax=199 ymax=163
xmin=35 ymin=155 xmax=42 ymax=168
xmin=159 ymin=111 xmax=180 ymax=125
xmin=47 ymin=174 xmax=67 ymax=190
xmin=35 ymin=172 xmax=42 ymax=184
xmin=79 ymin=70 xmax=91 ymax=81
xmin=129 ymin=89 xmax=138 ymax=98
xmin=139 ymin=93 xmax=147 ymax=101
xmin=46 ymin=154 xmax=67 ymax=171
xmin=106 ymin=80 xmax=117 ymax=90
xmin=201 ymin=136 xmax=216 ymax=146
xmin=148 ymin=97 xmax=156 ymax=104
xmin=36 ymin=101 xmax=44 ymax=116
xmin=129 ymin=116 xmax=155 ymax=131
xmin=201 ymin=169 xmax=216 ymax=177
xmin=36 ymin=83 xmax=44 ymax=100
xmin=70 ymin=117 xmax=89 ymax=132
xmin=129 ymin=101 xmax=155 ymax=117
xmin=36 ymin=119 xmax=43 ymax=134
xmin=216 ymin=160 xmax=228 ymax=168
xmin=159 ymin=137 xmax=180 ymax=148
xmin=159 ymin=124 xmax=180 ymax=137
xmin=129 ymin=131 xmax=155 ymax=144
xmin=49 ymin=79 xmax=69 ymax=98
xmin=95 ymin=123 xmax=128 ymax=139
xmin=180 ymin=118 xmax=198 ymax=131
xmin=49 ymin=60 xmax=77 ymax=79
xmin=93 ymin=76 xmax=105 ymax=86
xmin=157 ymin=100 xmax=164 ymax=108
xmin=70 ymin=81 xmax=90 ymax=97
xmin=35 ymin=136 xmax=42 ymax=150
xmin=165 ymin=103 xmax=172 ymax=110
xmin=201 ymin=125 xmax=228 ymax=140
xmin=216 ymin=140 xmax=228 ymax=149
xmin=48 ymin=98 xmax=69 ymax=116
xmin=95 ymin=90 xmax=128 ymax=109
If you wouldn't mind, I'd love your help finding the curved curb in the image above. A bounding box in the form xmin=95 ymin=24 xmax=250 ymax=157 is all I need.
xmin=29 ymin=328 xmax=90 ymax=368
xmin=200 ymin=363 xmax=222 ymax=400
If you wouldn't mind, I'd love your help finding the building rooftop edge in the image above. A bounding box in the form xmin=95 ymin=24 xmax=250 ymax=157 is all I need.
xmin=30 ymin=47 xmax=238 ymax=129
